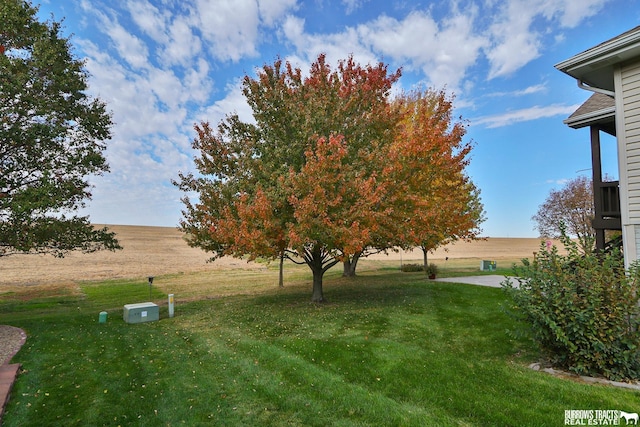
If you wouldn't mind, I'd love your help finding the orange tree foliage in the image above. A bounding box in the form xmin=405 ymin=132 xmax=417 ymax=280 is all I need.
xmin=388 ymin=90 xmax=485 ymax=270
xmin=175 ymin=54 xmax=483 ymax=302
xmin=340 ymin=89 xmax=485 ymax=276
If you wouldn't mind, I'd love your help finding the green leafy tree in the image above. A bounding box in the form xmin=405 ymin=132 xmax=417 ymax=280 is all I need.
xmin=0 ymin=0 xmax=120 ymax=257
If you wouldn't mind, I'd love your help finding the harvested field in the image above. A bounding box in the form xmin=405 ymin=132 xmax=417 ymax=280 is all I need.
xmin=1 ymin=225 xmax=556 ymax=288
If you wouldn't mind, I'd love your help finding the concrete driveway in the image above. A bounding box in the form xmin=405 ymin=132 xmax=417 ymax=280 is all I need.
xmin=432 ymin=275 xmax=518 ymax=288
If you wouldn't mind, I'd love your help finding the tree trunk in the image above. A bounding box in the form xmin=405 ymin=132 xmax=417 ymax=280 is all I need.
xmin=311 ymin=267 xmax=325 ymax=303
xmin=305 ymin=244 xmax=339 ymax=303
xmin=422 ymin=247 xmax=428 ymax=274
xmin=342 ymin=259 xmax=351 ymax=276
xmin=342 ymin=251 xmax=361 ymax=277
xmin=278 ymin=251 xmax=284 ymax=288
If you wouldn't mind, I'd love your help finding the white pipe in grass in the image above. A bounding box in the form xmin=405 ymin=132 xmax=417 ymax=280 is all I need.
xmin=168 ymin=294 xmax=175 ymax=318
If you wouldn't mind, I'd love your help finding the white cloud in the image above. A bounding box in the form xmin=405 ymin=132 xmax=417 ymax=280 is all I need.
xmin=472 ymin=103 xmax=581 ymax=128
xmin=487 ymin=83 xmax=548 ymax=97
xmin=125 ymin=0 xmax=296 ymax=65
xmin=518 ymin=84 xmax=547 ymax=95
xmin=198 ymin=79 xmax=254 ymax=126
xmin=546 ymin=178 xmax=570 ymax=185
xmin=258 ymin=0 xmax=298 ymax=26
xmin=342 ymin=0 xmax=367 ymax=14
xmin=416 ymin=9 xmax=486 ymax=91
xmin=77 ymin=40 xmax=157 ymax=137
xmin=358 ymin=13 xmax=441 ymax=62
xmin=281 ymin=15 xmax=306 ymax=47
xmin=540 ymin=0 xmax=610 ymax=28
xmin=281 ymin=15 xmax=378 ymax=69
xmin=72 ymin=4 xmax=220 ymax=228
xmin=484 ymin=0 xmax=611 ymax=79
xmin=283 ymin=8 xmax=486 ymax=94
xmin=147 ymin=67 xmax=187 ymax=110
xmin=124 ymin=0 xmax=201 ymax=67
xmin=91 ymin=9 xmax=150 ymax=70
xmin=125 ymin=0 xmax=169 ymax=45
xmin=278 ymin=0 xmax=612 ymax=87
xmin=192 ymin=0 xmax=261 ymax=62
xmin=183 ymin=58 xmax=213 ymax=105
xmin=164 ymin=16 xmax=202 ymax=66
xmin=485 ymin=1 xmax=542 ymax=79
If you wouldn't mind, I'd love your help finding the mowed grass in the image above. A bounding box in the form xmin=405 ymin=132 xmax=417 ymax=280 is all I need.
xmin=1 ymin=261 xmax=638 ymax=426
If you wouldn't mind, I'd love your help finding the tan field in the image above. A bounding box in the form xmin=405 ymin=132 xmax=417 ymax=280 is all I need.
xmin=0 ymin=225 xmax=556 ymax=290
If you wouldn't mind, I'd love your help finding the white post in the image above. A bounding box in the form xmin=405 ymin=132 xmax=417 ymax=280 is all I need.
xmin=168 ymin=294 xmax=175 ymax=318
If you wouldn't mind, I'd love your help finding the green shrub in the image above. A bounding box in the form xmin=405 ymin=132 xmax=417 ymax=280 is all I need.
xmin=426 ymin=263 xmax=438 ymax=277
xmin=502 ymin=233 xmax=640 ymax=381
xmin=401 ymin=263 xmax=424 ymax=272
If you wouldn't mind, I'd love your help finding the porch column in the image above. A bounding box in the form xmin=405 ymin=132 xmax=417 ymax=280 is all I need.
xmin=590 ymin=125 xmax=606 ymax=251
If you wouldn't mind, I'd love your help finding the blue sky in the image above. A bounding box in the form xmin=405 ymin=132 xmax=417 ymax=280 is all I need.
xmin=37 ymin=0 xmax=639 ymax=237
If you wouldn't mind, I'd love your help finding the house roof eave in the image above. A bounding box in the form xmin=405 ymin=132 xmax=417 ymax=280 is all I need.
xmin=555 ymin=26 xmax=640 ymax=91
xmin=563 ymin=107 xmax=615 ymax=129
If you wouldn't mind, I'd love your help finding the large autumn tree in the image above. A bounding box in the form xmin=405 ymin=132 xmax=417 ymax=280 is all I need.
xmin=176 ymin=55 xmax=483 ymax=301
xmin=0 ymin=0 xmax=120 ymax=257
xmin=390 ymin=89 xmax=484 ymax=270
xmin=339 ymin=89 xmax=484 ymax=276
xmin=176 ymin=54 xmax=400 ymax=301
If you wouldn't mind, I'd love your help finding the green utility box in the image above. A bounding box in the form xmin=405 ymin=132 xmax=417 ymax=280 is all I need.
xmin=123 ymin=302 xmax=159 ymax=324
xmin=480 ymin=260 xmax=497 ymax=271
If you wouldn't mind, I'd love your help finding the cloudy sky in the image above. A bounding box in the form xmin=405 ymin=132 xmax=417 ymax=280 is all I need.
xmin=37 ymin=0 xmax=639 ymax=237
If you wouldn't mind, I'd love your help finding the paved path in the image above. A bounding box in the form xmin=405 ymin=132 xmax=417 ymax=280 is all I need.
xmin=0 ymin=364 xmax=21 ymax=423
xmin=0 ymin=326 xmax=25 ymax=424
xmin=433 ymin=275 xmax=517 ymax=288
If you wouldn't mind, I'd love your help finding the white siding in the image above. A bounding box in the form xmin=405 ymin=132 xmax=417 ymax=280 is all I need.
xmin=635 ymin=225 xmax=640 ymax=259
xmin=621 ymin=60 xmax=640 ymax=223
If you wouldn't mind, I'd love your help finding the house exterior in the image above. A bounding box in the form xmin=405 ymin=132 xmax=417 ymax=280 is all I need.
xmin=556 ymin=26 xmax=640 ymax=268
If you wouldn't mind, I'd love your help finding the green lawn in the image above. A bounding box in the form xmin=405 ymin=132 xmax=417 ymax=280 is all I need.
xmin=1 ymin=266 xmax=638 ymax=426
